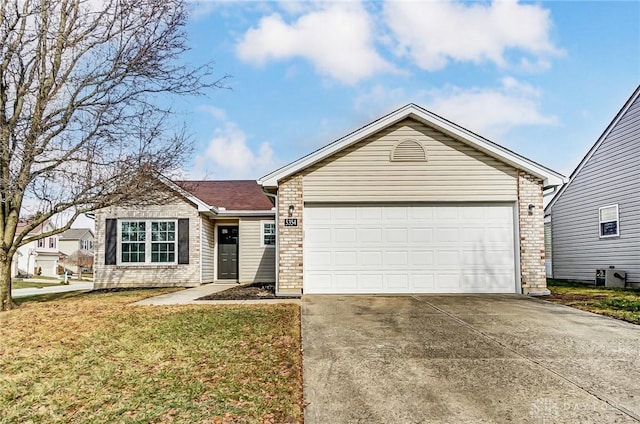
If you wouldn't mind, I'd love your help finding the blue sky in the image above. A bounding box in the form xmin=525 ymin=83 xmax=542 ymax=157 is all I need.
xmin=172 ymin=0 xmax=639 ymax=180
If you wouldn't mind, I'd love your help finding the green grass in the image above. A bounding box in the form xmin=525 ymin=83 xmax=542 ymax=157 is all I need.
xmin=0 ymin=290 xmax=303 ymax=423
xmin=11 ymin=280 xmax=63 ymax=289
xmin=547 ymin=279 xmax=640 ymax=324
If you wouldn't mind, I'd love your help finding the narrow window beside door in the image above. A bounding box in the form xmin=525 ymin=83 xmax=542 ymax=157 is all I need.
xmin=261 ymin=221 xmax=275 ymax=247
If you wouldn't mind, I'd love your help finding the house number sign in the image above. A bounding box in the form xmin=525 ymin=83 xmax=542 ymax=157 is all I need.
xmin=284 ymin=218 xmax=298 ymax=227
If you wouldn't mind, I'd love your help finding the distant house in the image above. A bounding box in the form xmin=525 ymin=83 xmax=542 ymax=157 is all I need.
xmin=59 ymin=228 xmax=95 ymax=273
xmin=546 ymin=85 xmax=640 ymax=286
xmin=12 ymin=220 xmax=60 ymax=278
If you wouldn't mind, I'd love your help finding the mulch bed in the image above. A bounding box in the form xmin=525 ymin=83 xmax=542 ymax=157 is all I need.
xmin=197 ymin=282 xmax=279 ymax=300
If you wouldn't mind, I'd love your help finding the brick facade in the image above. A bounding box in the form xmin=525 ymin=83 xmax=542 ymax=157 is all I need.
xmin=517 ymin=171 xmax=548 ymax=295
xmin=94 ymin=195 xmax=202 ymax=289
xmin=277 ymin=174 xmax=304 ymax=294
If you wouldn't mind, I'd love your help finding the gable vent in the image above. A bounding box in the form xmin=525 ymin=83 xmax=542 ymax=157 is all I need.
xmin=390 ymin=139 xmax=427 ymax=162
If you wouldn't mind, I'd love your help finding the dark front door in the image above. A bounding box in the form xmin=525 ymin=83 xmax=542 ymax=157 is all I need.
xmin=218 ymin=226 xmax=238 ymax=280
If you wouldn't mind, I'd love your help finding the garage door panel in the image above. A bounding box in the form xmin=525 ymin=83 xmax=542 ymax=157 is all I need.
xmin=306 ymin=228 xmax=331 ymax=245
xmin=436 ymin=251 xmax=460 ymax=266
xmin=436 ymin=228 xmax=459 ymax=242
xmin=306 ymin=250 xmax=332 ymax=268
xmin=303 ymin=204 xmax=516 ymax=294
xmin=434 ymin=207 xmax=458 ymax=219
xmin=359 ymin=274 xmax=383 ymax=290
xmin=411 ymin=274 xmax=434 ymax=288
xmin=410 ymin=250 xmax=434 ymax=265
xmin=358 ymin=207 xmax=382 ymax=220
xmin=388 ymin=274 xmax=409 ymax=289
xmin=356 ymin=250 xmax=381 ymax=266
xmin=385 ymin=228 xmax=408 ymax=243
xmin=358 ymin=228 xmax=382 ymax=243
xmin=334 ymin=228 xmax=357 ymax=243
xmin=409 ymin=207 xmax=433 ymax=220
xmin=385 ymin=251 xmax=408 ymax=266
xmin=410 ymin=228 xmax=433 ymax=242
xmin=385 ymin=207 xmax=408 ymax=219
xmin=334 ymin=251 xmax=357 ymax=266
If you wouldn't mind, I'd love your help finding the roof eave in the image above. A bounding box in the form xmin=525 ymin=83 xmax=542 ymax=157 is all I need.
xmin=212 ymin=209 xmax=276 ymax=217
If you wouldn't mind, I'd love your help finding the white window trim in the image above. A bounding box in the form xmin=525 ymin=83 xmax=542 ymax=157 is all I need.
xmin=117 ymin=219 xmax=178 ymax=265
xmin=260 ymin=220 xmax=276 ymax=248
xmin=598 ymin=204 xmax=619 ymax=238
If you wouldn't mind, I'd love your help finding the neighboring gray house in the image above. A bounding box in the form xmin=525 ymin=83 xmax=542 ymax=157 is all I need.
xmin=546 ymin=85 xmax=640 ymax=286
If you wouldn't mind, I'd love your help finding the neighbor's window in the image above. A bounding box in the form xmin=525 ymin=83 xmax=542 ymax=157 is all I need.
xmin=599 ymin=204 xmax=619 ymax=238
xmin=261 ymin=221 xmax=276 ymax=247
xmin=37 ymin=239 xmax=45 ymax=248
xmin=49 ymin=237 xmax=56 ymax=249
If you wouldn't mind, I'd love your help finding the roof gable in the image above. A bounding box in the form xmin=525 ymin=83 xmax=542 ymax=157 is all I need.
xmin=59 ymin=228 xmax=94 ymax=240
xmin=259 ymin=103 xmax=565 ymax=188
xmin=546 ymin=85 xmax=640 ymax=211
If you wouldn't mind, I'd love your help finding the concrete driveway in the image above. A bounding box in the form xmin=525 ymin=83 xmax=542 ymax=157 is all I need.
xmin=302 ymin=295 xmax=640 ymax=423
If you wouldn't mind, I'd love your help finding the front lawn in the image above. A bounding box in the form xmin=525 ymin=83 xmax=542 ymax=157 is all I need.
xmin=0 ymin=289 xmax=303 ymax=423
xmin=11 ymin=280 xmax=63 ymax=289
xmin=547 ymin=279 xmax=640 ymax=324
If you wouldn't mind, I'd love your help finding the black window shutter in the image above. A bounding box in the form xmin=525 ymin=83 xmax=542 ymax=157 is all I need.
xmin=178 ymin=218 xmax=189 ymax=264
xmin=105 ymin=219 xmax=117 ymax=265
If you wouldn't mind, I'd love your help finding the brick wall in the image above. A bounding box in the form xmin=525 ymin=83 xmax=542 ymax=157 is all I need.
xmin=94 ymin=195 xmax=202 ymax=288
xmin=518 ymin=171 xmax=547 ymax=294
xmin=277 ymin=174 xmax=304 ymax=294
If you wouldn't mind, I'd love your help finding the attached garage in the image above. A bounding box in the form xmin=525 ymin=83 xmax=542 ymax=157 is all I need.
xmin=303 ymin=204 xmax=516 ymax=294
xmin=259 ymin=104 xmax=565 ymax=296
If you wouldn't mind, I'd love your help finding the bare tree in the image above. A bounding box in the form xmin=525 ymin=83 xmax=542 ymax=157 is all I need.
xmin=0 ymin=0 xmax=224 ymax=310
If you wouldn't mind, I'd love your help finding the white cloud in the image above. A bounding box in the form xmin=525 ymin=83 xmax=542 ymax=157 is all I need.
xmin=236 ymin=3 xmax=394 ymax=84
xmin=384 ymin=0 xmax=561 ymax=71
xmin=427 ymin=78 xmax=558 ymax=138
xmin=197 ymin=105 xmax=228 ymax=121
xmin=193 ymin=121 xmax=281 ymax=180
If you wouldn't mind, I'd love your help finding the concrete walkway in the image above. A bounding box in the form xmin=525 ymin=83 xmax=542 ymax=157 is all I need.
xmin=132 ymin=284 xmax=301 ymax=306
xmin=12 ymin=281 xmax=94 ymax=298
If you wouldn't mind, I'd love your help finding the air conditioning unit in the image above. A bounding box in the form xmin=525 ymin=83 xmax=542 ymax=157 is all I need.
xmin=596 ymin=268 xmax=626 ymax=288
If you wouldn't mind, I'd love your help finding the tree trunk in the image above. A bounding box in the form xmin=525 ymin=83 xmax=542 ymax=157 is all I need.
xmin=0 ymin=258 xmax=13 ymax=311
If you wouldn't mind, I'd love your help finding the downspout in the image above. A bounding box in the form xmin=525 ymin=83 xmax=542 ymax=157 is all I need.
xmin=261 ymin=189 xmax=280 ymax=296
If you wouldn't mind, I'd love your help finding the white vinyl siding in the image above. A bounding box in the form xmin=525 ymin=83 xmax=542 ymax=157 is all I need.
xmin=304 ymin=204 xmax=516 ymax=294
xmin=239 ymin=218 xmax=276 ymax=283
xmin=551 ymin=93 xmax=640 ymax=284
xmin=201 ymin=216 xmax=215 ymax=283
xmin=303 ymin=119 xmax=518 ymax=202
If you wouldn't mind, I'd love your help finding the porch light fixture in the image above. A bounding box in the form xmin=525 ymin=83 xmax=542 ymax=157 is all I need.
xmin=528 ymin=204 xmax=535 ymax=215
xmin=288 ymin=205 xmax=295 ymax=217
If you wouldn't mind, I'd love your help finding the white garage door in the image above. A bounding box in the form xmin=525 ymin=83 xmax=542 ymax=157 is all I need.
xmin=303 ymin=204 xmax=517 ymax=294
